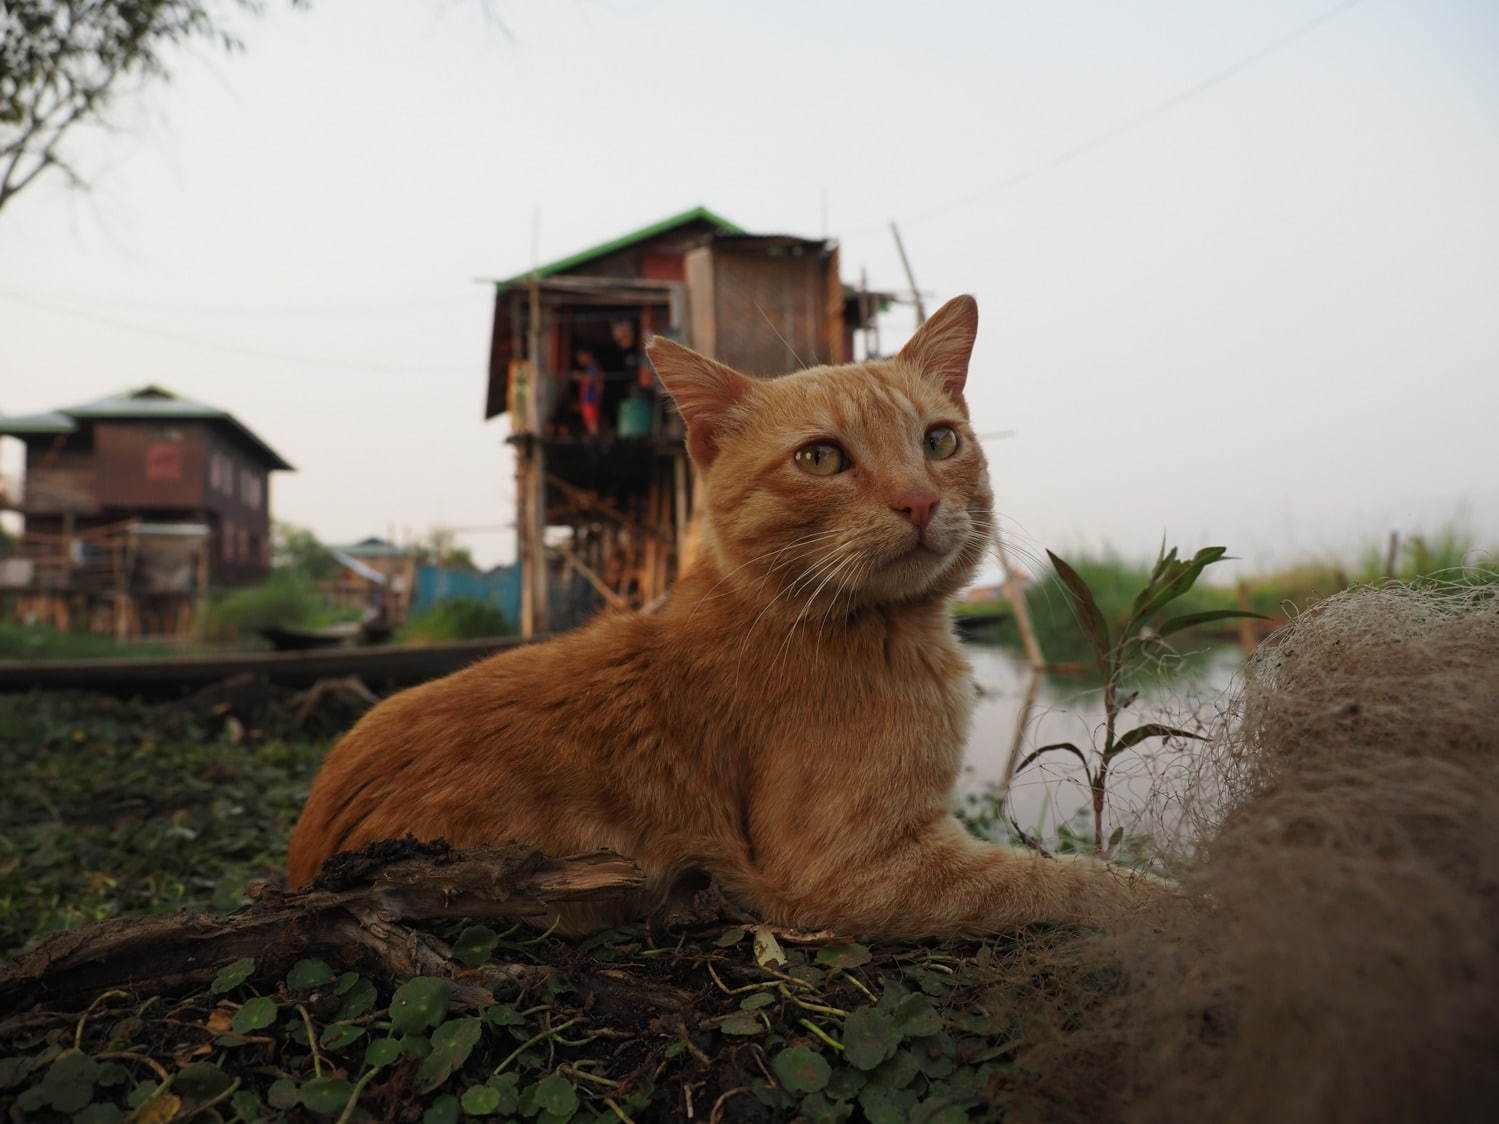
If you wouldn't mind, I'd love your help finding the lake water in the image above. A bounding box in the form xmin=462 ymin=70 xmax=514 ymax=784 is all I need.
xmin=958 ymin=639 xmax=1246 ymax=839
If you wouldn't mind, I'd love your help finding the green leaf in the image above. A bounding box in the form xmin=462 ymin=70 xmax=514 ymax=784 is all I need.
xmin=739 ymin=991 xmax=774 ymax=1010
xmin=1129 ymin=546 xmax=1230 ymax=629
xmin=174 ymin=1061 xmax=232 ymax=1100
xmin=1108 ymin=826 xmax=1125 ymax=849
xmin=0 ymin=1055 xmax=34 ymax=1089
xmin=815 ymin=942 xmax=871 ymax=969
xmin=453 ymin=925 xmax=500 ymax=968
xmin=1156 ymin=608 xmax=1269 ymax=637
xmin=714 ymin=926 xmax=747 ymax=947
xmin=1109 ymin=723 xmax=1203 ymax=756
xmin=210 ymin=957 xmax=255 ymax=994
xmin=301 ymin=1076 xmax=354 ymax=1115
xmin=421 ymin=1094 xmax=460 ymax=1124
xmin=231 ymin=996 xmax=277 ymax=1033
xmin=320 ymin=1023 xmax=365 ymax=1051
xmin=843 ymin=1007 xmax=900 ymax=1070
xmin=825 ymin=1065 xmax=867 ymax=1101
xmin=482 ymin=1004 xmax=525 ymax=1028
xmin=773 ymin=1046 xmax=831 ymax=1094
xmin=1048 ymin=550 xmax=1112 ymax=675
xmin=417 ymin=1017 xmax=481 ymax=1093
xmin=462 ymin=1084 xmax=502 ymax=1115
xmin=334 ymin=970 xmax=360 ymax=996
xmin=719 ymin=1014 xmax=765 ymax=1036
xmin=893 ymin=994 xmax=942 ymax=1039
xmin=267 ymin=1079 xmax=299 ymax=1109
xmin=1012 ymin=740 xmax=1090 ymax=778
xmin=859 ymin=1087 xmax=908 ymax=1124
xmin=231 ymin=1089 xmax=262 ymax=1121
xmin=364 ymin=1037 xmax=403 ymax=1069
xmin=286 ymin=958 xmax=335 ymax=992
xmin=73 ymin=1104 xmax=123 ymax=1124
xmin=533 ymin=1074 xmax=579 ymax=1116
xmin=41 ymin=1050 xmax=98 ymax=1113
xmin=337 ymin=976 xmax=378 ymax=1021
xmin=389 ymin=976 xmax=453 ymax=1034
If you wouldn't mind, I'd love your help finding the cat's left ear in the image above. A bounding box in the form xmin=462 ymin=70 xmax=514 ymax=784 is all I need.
xmin=898 ymin=294 xmax=978 ymax=408
xmin=646 ymin=336 xmax=753 ymax=468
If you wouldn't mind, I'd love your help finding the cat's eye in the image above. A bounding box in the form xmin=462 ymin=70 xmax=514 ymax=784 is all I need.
xmin=925 ymin=425 xmax=959 ymax=460
xmin=794 ymin=442 xmax=850 ymax=476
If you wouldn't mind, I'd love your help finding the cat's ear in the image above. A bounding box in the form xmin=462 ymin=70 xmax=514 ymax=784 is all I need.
xmin=646 ymin=337 xmax=753 ymax=468
xmin=898 ymin=294 xmax=979 ymax=407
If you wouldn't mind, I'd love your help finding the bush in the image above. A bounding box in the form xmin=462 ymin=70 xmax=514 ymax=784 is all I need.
xmin=0 ymin=621 xmax=171 ymax=661
xmin=400 ymin=597 xmax=512 ymax=643
xmin=197 ymin=574 xmax=328 ymax=642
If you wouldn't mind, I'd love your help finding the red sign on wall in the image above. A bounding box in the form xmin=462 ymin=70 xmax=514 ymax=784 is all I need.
xmin=145 ymin=441 xmax=183 ymax=481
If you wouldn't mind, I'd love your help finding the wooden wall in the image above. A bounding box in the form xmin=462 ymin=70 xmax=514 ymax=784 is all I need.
xmin=684 ymin=242 xmax=844 ymax=378
xmin=93 ymin=422 xmax=207 ymax=510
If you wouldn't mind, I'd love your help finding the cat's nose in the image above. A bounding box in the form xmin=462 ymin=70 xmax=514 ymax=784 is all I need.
xmin=891 ymin=490 xmax=939 ymax=530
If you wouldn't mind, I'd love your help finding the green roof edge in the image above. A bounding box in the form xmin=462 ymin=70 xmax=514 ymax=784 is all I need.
xmin=494 ymin=205 xmax=743 ymax=292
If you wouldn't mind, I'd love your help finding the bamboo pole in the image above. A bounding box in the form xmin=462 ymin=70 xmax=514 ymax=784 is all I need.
xmin=993 ymin=525 xmax=1047 ymax=797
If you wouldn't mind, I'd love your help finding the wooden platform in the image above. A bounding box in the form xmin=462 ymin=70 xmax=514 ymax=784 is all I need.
xmin=0 ymin=636 xmax=533 ymax=696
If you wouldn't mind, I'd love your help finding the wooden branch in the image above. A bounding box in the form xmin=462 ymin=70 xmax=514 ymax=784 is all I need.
xmin=0 ymin=842 xmax=644 ymax=1014
xmin=555 ymin=542 xmax=629 ymax=610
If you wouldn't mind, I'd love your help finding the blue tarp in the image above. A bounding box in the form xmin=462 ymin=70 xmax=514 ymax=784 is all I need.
xmin=413 ymin=563 xmax=521 ymax=625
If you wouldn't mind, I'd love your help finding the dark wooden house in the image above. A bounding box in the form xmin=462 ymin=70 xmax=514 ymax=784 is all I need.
xmin=0 ymin=386 xmax=292 ymax=638
xmin=484 ymin=206 xmax=885 ymax=634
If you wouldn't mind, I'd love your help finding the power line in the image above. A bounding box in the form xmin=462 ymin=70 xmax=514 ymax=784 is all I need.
xmin=0 ymin=287 xmax=476 ymax=375
xmin=848 ymin=0 xmax=1372 ymax=235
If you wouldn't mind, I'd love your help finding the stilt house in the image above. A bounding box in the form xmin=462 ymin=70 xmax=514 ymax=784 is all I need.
xmin=484 ymin=206 xmax=884 ymax=634
xmin=0 ymin=386 xmax=292 ymax=638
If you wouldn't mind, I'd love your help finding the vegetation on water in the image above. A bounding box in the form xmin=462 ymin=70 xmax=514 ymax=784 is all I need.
xmin=960 ymin=523 xmax=1495 ymax=665
xmin=400 ymin=598 xmax=513 ymax=645
xmin=0 ymin=621 xmax=174 ymax=662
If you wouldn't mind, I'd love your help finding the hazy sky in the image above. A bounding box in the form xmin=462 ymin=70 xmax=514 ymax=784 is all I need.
xmin=2 ymin=0 xmax=1495 ymax=578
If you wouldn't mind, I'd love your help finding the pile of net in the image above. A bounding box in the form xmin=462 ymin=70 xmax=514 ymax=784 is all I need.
xmin=1017 ymin=580 xmax=1499 ymax=1123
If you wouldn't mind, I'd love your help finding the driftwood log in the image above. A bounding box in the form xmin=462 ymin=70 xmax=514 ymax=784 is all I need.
xmin=0 ymin=840 xmax=645 ymax=1016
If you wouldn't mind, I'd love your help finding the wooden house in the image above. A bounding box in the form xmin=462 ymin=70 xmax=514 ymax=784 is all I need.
xmin=483 ymin=206 xmax=886 ymax=634
xmin=0 ymin=386 xmax=292 ymax=638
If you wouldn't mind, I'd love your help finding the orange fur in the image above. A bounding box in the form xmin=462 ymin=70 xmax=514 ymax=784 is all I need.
xmin=287 ymin=297 xmax=1157 ymax=937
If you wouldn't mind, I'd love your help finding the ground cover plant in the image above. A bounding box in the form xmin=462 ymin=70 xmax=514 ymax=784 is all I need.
xmin=2 ymin=574 xmax=1496 ymax=1121
xmin=0 ymin=691 xmax=326 ymax=952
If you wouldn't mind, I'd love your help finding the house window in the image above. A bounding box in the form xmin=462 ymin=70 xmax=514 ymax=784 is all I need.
xmin=222 ymin=522 xmax=236 ymax=562
xmin=241 ymin=469 xmax=262 ymax=509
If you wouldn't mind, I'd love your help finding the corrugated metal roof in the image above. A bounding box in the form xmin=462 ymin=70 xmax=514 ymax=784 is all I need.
xmin=0 ymin=410 xmax=75 ymax=434
xmin=333 ymin=550 xmax=387 ymax=585
xmin=0 ymin=385 xmax=293 ymax=470
xmin=492 ymin=205 xmax=742 ymax=293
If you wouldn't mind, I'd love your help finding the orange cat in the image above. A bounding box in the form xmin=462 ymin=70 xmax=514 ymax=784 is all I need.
xmin=287 ymin=296 xmax=1158 ymax=937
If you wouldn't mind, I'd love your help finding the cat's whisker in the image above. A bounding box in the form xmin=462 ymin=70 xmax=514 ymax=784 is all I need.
xmin=735 ymin=540 xmax=855 ymax=673
xmin=779 ymin=547 xmax=864 ymax=667
xmin=762 ymin=543 xmax=863 ymax=679
xmin=686 ymin=529 xmax=844 ymax=621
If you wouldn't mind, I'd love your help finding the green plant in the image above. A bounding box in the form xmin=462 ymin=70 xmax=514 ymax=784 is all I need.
xmin=400 ymin=598 xmax=511 ymax=644
xmin=197 ymin=572 xmax=328 ymax=642
xmin=1013 ymin=545 xmax=1267 ymax=854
